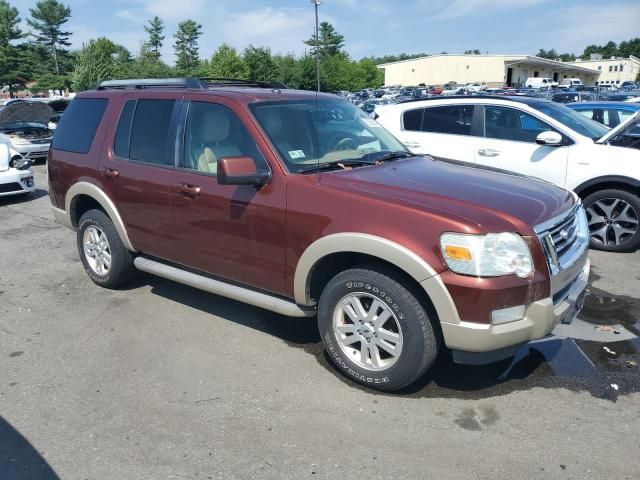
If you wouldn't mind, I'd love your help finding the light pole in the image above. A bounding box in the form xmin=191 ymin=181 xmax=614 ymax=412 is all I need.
xmin=310 ymin=0 xmax=321 ymax=92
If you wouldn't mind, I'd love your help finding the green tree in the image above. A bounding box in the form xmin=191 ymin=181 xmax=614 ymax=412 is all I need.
xmin=464 ymin=49 xmax=481 ymax=55
xmin=72 ymin=39 xmax=114 ymax=91
xmin=27 ymin=0 xmax=72 ymax=75
xmin=304 ymin=21 xmax=345 ymax=57
xmin=618 ymin=38 xmax=640 ymax=58
xmin=127 ymin=43 xmax=172 ymax=79
xmin=173 ymin=19 xmax=202 ymax=75
xmin=243 ymin=45 xmax=277 ymax=81
xmin=30 ymin=72 xmax=71 ymax=92
xmin=0 ymin=0 xmax=28 ymax=94
xmin=207 ymin=43 xmax=248 ymax=79
xmin=272 ymin=53 xmax=299 ymax=87
xmin=144 ymin=16 xmax=164 ymax=58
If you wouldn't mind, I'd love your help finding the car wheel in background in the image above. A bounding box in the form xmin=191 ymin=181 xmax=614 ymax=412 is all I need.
xmin=583 ymin=189 xmax=640 ymax=252
xmin=76 ymin=209 xmax=136 ymax=288
xmin=317 ymin=267 xmax=439 ymax=391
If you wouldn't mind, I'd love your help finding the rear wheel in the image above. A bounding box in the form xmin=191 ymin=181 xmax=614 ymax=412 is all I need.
xmin=317 ymin=267 xmax=438 ymax=391
xmin=583 ymin=189 xmax=640 ymax=252
xmin=77 ymin=209 xmax=136 ymax=288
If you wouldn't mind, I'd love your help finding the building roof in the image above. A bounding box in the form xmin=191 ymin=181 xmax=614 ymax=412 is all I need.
xmin=378 ymin=54 xmax=599 ymax=74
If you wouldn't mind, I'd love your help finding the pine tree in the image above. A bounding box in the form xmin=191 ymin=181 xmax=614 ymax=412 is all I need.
xmin=304 ymin=22 xmax=345 ymax=58
xmin=27 ymin=0 xmax=72 ymax=75
xmin=0 ymin=0 xmax=26 ymax=93
xmin=144 ymin=16 xmax=164 ymax=58
xmin=243 ymin=45 xmax=277 ymax=81
xmin=174 ymin=19 xmax=202 ymax=75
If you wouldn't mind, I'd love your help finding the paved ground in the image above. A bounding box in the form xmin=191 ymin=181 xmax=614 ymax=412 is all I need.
xmin=1 ymin=165 xmax=639 ymax=480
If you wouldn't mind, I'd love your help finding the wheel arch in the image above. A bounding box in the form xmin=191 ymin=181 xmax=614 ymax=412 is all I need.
xmin=65 ymin=182 xmax=136 ymax=252
xmin=294 ymin=233 xmax=442 ymax=304
xmin=573 ymin=175 xmax=640 ymax=200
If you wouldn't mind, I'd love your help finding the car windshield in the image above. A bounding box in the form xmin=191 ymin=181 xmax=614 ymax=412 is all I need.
xmin=250 ymin=98 xmax=407 ymax=173
xmin=529 ymin=101 xmax=609 ymax=139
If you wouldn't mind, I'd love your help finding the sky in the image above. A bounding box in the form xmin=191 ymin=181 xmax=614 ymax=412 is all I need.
xmin=10 ymin=0 xmax=640 ymax=64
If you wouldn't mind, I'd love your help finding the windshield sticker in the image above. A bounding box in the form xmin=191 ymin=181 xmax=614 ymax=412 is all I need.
xmin=288 ymin=150 xmax=306 ymax=159
xmin=362 ymin=118 xmax=381 ymax=128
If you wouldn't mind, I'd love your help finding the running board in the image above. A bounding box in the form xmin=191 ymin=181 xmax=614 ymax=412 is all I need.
xmin=134 ymin=257 xmax=315 ymax=318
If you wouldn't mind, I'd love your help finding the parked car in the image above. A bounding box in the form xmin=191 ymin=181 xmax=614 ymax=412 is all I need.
xmin=0 ymin=100 xmax=54 ymax=162
xmin=561 ymin=78 xmax=583 ymax=88
xmin=0 ymin=143 xmax=35 ymax=198
xmin=607 ymin=93 xmax=640 ymax=103
xmin=525 ymin=77 xmax=558 ymax=88
xmin=551 ymin=92 xmax=596 ymax=104
xmin=48 ymin=77 xmax=589 ymax=391
xmin=566 ymin=101 xmax=640 ymax=129
xmin=376 ymin=95 xmax=640 ymax=251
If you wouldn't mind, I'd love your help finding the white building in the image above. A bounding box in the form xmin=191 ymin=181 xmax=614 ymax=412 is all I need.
xmin=567 ymin=54 xmax=640 ymax=86
xmin=378 ymin=54 xmax=602 ymax=88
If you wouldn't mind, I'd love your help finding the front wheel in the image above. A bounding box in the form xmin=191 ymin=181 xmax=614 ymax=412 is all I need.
xmin=317 ymin=267 xmax=439 ymax=391
xmin=583 ymin=189 xmax=640 ymax=252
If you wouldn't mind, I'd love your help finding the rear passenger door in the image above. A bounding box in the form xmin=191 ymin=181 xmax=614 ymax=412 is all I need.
xmin=474 ymin=105 xmax=569 ymax=186
xmin=397 ymin=105 xmax=478 ymax=165
xmin=168 ymin=97 xmax=287 ymax=296
xmin=99 ymin=94 xmax=181 ymax=258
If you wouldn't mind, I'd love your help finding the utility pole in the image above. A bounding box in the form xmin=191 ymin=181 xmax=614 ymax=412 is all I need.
xmin=310 ymin=0 xmax=321 ymax=92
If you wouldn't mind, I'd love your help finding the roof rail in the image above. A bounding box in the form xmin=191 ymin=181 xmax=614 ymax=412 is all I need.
xmin=201 ymin=78 xmax=288 ymax=89
xmin=96 ymin=78 xmax=207 ymax=90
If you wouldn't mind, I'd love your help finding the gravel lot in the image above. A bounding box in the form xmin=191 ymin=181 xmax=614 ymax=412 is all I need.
xmin=1 ymin=165 xmax=639 ymax=480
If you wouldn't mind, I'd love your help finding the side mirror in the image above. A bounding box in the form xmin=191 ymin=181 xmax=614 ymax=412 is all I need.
xmin=217 ymin=156 xmax=271 ymax=186
xmin=536 ymin=131 xmax=563 ymax=146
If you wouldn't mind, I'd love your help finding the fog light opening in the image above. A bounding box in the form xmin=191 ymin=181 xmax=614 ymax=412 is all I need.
xmin=491 ymin=305 xmax=526 ymax=325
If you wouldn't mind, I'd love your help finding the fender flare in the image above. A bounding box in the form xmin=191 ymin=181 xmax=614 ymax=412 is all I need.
xmin=294 ymin=230 xmax=455 ymax=307
xmin=65 ymin=182 xmax=136 ymax=252
xmin=573 ymin=175 xmax=640 ymax=196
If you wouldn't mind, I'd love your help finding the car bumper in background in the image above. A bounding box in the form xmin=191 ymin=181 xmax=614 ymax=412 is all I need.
xmin=0 ymin=168 xmax=35 ymax=197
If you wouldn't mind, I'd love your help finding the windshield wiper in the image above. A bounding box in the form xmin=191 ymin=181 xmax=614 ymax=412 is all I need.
xmin=297 ymin=159 xmax=378 ymax=174
xmin=372 ymin=151 xmax=414 ymax=163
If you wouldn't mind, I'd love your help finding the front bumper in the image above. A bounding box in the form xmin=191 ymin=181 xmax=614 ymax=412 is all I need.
xmin=0 ymin=168 xmax=35 ymax=197
xmin=12 ymin=142 xmax=51 ymax=160
xmin=441 ymin=259 xmax=590 ymax=364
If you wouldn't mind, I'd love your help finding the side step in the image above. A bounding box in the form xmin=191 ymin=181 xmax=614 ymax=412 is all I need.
xmin=134 ymin=257 xmax=315 ymax=318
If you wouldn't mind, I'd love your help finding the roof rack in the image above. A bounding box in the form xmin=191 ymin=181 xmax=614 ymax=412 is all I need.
xmin=97 ymin=78 xmax=207 ymax=90
xmin=201 ymin=78 xmax=288 ymax=89
xmin=96 ymin=77 xmax=288 ymax=91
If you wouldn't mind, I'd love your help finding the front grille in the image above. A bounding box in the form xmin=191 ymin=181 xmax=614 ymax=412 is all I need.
xmin=0 ymin=182 xmax=23 ymax=193
xmin=536 ymin=206 xmax=583 ymax=275
xmin=30 ymin=139 xmax=51 ymax=145
xmin=24 ymin=151 xmax=48 ymax=158
xmin=548 ymin=212 xmax=579 ymax=257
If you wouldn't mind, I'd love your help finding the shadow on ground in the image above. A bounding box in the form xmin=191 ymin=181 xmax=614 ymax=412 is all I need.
xmin=144 ymin=273 xmax=640 ymax=401
xmin=0 ymin=416 xmax=59 ymax=480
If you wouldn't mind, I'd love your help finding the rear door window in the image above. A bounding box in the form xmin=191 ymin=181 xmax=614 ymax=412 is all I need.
xmin=402 ymin=108 xmax=423 ymax=131
xmin=113 ymin=100 xmax=136 ymax=158
xmin=51 ymin=98 xmax=108 ymax=153
xmin=421 ymin=105 xmax=475 ymax=136
xmin=484 ymin=106 xmax=556 ymax=143
xmin=129 ymin=99 xmax=178 ymax=166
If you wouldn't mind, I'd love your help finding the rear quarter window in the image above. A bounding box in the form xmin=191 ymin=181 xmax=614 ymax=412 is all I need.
xmin=51 ymin=98 xmax=108 ymax=154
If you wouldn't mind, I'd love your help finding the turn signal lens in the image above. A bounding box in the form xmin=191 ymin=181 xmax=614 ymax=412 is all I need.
xmin=444 ymin=245 xmax=472 ymax=261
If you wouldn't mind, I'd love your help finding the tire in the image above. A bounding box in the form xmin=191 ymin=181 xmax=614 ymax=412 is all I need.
xmin=317 ymin=267 xmax=439 ymax=391
xmin=76 ymin=209 xmax=136 ymax=288
xmin=583 ymin=189 xmax=640 ymax=252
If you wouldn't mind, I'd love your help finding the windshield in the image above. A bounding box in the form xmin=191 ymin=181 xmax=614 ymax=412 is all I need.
xmin=250 ymin=98 xmax=407 ymax=173
xmin=529 ymin=101 xmax=609 ymax=139
xmin=0 ymin=121 xmax=48 ymax=131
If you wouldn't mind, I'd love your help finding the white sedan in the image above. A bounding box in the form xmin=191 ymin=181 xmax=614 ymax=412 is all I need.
xmin=0 ymin=144 xmax=35 ymax=198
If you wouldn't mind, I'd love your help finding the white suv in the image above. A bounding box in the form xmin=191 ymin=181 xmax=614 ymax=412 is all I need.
xmin=376 ymin=96 xmax=640 ymax=252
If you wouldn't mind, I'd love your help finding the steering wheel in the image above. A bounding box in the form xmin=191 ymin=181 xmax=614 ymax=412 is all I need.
xmin=333 ymin=137 xmax=358 ymax=151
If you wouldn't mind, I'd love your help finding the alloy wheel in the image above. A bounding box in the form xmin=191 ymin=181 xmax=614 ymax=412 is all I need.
xmin=586 ymin=198 xmax=639 ymax=246
xmin=332 ymin=292 xmax=404 ymax=371
xmin=83 ymin=225 xmax=112 ymax=275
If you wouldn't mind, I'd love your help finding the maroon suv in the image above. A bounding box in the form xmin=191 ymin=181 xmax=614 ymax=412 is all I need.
xmin=48 ymin=78 xmax=590 ymax=391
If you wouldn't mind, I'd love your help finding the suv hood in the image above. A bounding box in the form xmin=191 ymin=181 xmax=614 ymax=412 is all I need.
xmin=0 ymin=101 xmax=54 ymax=125
xmin=320 ymin=156 xmax=575 ymax=233
xmin=596 ymin=110 xmax=640 ymax=144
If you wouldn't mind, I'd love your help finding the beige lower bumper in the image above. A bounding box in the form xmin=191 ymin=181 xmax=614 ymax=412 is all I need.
xmin=51 ymin=205 xmax=73 ymax=230
xmin=439 ymin=259 xmax=590 ymax=354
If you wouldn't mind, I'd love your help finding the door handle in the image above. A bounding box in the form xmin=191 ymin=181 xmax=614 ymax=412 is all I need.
xmin=101 ymin=168 xmax=119 ymax=179
xmin=177 ymin=182 xmax=201 ymax=197
xmin=478 ymin=148 xmax=500 ymax=157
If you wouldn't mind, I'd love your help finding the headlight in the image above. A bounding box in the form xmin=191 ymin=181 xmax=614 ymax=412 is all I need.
xmin=576 ymin=206 xmax=589 ymax=242
xmin=440 ymin=232 xmax=533 ymax=278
